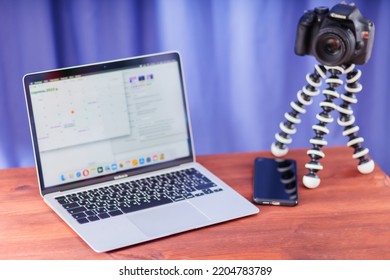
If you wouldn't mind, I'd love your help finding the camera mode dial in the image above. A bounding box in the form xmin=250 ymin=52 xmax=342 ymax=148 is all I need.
xmin=314 ymin=7 xmax=329 ymax=14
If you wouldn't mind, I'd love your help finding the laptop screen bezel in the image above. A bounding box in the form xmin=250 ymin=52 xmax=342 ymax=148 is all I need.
xmin=23 ymin=52 xmax=195 ymax=196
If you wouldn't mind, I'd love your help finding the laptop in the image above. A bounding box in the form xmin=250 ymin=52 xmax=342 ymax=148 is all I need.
xmin=23 ymin=51 xmax=259 ymax=252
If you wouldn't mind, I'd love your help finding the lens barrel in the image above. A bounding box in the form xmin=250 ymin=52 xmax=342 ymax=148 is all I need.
xmin=313 ymin=27 xmax=356 ymax=66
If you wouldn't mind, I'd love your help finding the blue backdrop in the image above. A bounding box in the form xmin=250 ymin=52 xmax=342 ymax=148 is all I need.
xmin=1 ymin=0 xmax=389 ymax=175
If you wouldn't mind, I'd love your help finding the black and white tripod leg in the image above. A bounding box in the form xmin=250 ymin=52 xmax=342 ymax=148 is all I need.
xmin=303 ymin=66 xmax=344 ymax=189
xmin=271 ymin=65 xmax=326 ymax=157
xmin=337 ymin=64 xmax=375 ymax=174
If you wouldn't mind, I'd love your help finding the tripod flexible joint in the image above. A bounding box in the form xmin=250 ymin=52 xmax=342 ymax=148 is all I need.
xmin=271 ymin=64 xmax=374 ymax=189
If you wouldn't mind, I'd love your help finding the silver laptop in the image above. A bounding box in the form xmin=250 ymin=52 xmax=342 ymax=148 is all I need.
xmin=23 ymin=52 xmax=259 ymax=252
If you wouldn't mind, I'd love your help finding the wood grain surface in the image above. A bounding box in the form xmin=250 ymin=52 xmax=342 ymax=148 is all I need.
xmin=1 ymin=147 xmax=389 ymax=260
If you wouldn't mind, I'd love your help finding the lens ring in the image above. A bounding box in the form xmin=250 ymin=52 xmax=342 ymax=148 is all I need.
xmin=313 ymin=27 xmax=355 ymax=66
xmin=324 ymin=37 xmax=342 ymax=55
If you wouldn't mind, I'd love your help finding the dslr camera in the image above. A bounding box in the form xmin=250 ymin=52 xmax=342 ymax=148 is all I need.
xmin=295 ymin=3 xmax=374 ymax=66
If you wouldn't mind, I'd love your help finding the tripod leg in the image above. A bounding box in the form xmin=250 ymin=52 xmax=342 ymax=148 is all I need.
xmin=337 ymin=64 xmax=375 ymax=174
xmin=303 ymin=66 xmax=344 ymax=189
xmin=271 ymin=65 xmax=326 ymax=157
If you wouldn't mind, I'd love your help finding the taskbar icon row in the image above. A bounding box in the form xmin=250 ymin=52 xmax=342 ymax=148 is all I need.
xmin=59 ymin=153 xmax=165 ymax=183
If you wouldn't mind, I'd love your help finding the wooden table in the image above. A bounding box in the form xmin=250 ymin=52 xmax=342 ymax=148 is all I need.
xmin=1 ymin=147 xmax=389 ymax=260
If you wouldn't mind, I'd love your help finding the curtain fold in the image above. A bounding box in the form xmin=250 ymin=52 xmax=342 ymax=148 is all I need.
xmin=0 ymin=0 xmax=388 ymax=174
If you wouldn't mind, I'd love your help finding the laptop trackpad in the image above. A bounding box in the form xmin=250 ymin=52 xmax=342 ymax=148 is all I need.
xmin=127 ymin=202 xmax=211 ymax=238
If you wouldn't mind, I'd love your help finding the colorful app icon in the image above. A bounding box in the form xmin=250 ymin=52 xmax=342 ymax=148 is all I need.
xmin=82 ymin=169 xmax=90 ymax=176
xmin=105 ymin=165 xmax=111 ymax=171
xmin=111 ymin=163 xmax=118 ymax=171
xmin=153 ymin=155 xmax=158 ymax=161
xmin=139 ymin=158 xmax=145 ymax=165
xmin=97 ymin=167 xmax=103 ymax=173
xmin=160 ymin=153 xmax=165 ymax=160
xmin=146 ymin=157 xmax=151 ymax=163
xmin=60 ymin=174 xmax=66 ymax=181
xmin=76 ymin=171 xmax=82 ymax=178
xmin=132 ymin=159 xmax=138 ymax=166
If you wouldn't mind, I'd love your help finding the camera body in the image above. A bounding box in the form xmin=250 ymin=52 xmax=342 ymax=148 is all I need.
xmin=295 ymin=3 xmax=374 ymax=66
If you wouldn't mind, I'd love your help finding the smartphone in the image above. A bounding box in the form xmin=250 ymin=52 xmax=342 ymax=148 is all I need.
xmin=253 ymin=157 xmax=298 ymax=206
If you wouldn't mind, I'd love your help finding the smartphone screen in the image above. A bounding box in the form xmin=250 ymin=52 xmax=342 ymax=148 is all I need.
xmin=253 ymin=157 xmax=298 ymax=206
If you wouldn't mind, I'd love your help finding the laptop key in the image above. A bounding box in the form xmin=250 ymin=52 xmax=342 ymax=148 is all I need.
xmin=106 ymin=205 xmax=119 ymax=211
xmin=195 ymin=183 xmax=216 ymax=190
xmin=120 ymin=196 xmax=173 ymax=214
xmin=68 ymin=196 xmax=80 ymax=202
xmin=85 ymin=204 xmax=98 ymax=210
xmin=85 ymin=210 xmax=97 ymax=216
xmin=98 ymin=213 xmax=110 ymax=219
xmin=87 ymin=215 xmax=100 ymax=222
xmin=96 ymin=207 xmax=108 ymax=214
xmin=171 ymin=195 xmax=185 ymax=201
xmin=77 ymin=218 xmax=89 ymax=224
xmin=55 ymin=196 xmax=69 ymax=204
xmin=72 ymin=212 xmax=86 ymax=219
xmin=202 ymin=189 xmax=214 ymax=194
xmin=67 ymin=206 xmax=87 ymax=214
xmin=183 ymin=193 xmax=195 ymax=199
xmin=108 ymin=210 xmax=123 ymax=217
xmin=62 ymin=202 xmax=80 ymax=209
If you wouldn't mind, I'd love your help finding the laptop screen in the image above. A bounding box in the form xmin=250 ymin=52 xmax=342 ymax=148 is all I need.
xmin=24 ymin=52 xmax=194 ymax=194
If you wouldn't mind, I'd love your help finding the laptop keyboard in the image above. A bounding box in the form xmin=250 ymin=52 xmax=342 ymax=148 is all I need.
xmin=55 ymin=168 xmax=223 ymax=224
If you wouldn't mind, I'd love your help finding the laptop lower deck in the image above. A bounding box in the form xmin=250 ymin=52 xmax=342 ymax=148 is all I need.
xmin=45 ymin=162 xmax=259 ymax=252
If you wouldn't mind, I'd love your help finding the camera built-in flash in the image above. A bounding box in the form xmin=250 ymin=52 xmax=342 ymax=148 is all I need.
xmin=330 ymin=13 xmax=347 ymax=19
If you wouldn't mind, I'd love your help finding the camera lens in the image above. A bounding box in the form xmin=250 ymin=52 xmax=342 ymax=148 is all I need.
xmin=313 ymin=27 xmax=356 ymax=66
xmin=324 ymin=37 xmax=342 ymax=55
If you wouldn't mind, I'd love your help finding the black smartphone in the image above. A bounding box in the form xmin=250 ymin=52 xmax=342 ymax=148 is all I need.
xmin=253 ymin=157 xmax=298 ymax=206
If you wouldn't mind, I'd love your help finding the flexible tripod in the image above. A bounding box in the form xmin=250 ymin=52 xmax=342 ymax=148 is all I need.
xmin=271 ymin=63 xmax=375 ymax=188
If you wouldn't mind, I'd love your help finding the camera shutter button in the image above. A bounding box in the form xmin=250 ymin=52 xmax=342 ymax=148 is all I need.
xmin=301 ymin=12 xmax=315 ymax=25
